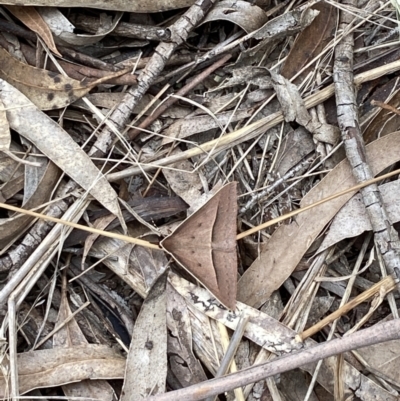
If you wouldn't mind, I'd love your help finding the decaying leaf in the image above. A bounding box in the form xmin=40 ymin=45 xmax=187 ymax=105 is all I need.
xmin=201 ymin=0 xmax=268 ymax=34
xmin=166 ymin=285 xmax=208 ymax=389
xmin=0 ymin=98 xmax=10 ymax=152
xmin=47 ymin=10 xmax=123 ymax=46
xmin=238 ymin=131 xmax=400 ymax=308
xmin=162 ymin=149 xmax=203 ymax=208
xmin=161 ymin=182 xmax=238 ymax=310
xmin=0 ymin=345 xmax=125 ymax=396
xmin=6 ymin=5 xmax=61 ymax=56
xmin=121 ymin=271 xmax=168 ymax=400
xmin=0 ymin=78 xmax=122 ymax=217
xmin=281 ymin=2 xmax=337 ymax=82
xmin=53 ymin=275 xmax=115 ymax=401
xmin=318 ymin=180 xmax=400 ymax=253
xmin=270 ymin=70 xmax=340 ymax=145
xmin=0 ymin=46 xmax=127 ymax=110
xmin=0 ymin=0 xmax=196 ymax=12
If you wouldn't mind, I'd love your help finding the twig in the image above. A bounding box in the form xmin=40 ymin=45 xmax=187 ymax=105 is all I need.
xmin=0 ymin=167 xmax=399 ymax=251
xmin=127 ymin=54 xmax=232 ymax=140
xmin=334 ymin=0 xmax=400 ymax=279
xmin=106 ymin=57 xmax=400 ymax=181
xmin=296 ymin=275 xmax=397 ymax=341
xmin=142 ymin=318 xmax=400 ymax=401
xmin=89 ymin=0 xmax=219 ymax=157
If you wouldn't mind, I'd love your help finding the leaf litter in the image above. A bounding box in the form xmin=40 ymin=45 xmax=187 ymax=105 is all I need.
xmin=1 ymin=1 xmax=400 ymax=401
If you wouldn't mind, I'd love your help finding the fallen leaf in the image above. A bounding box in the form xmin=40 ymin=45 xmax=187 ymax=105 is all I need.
xmin=0 ymin=0 xmax=196 ymax=12
xmin=0 ymin=78 xmax=122 ymax=217
xmin=281 ymin=2 xmax=337 ymax=83
xmin=53 ymin=275 xmax=115 ymax=401
xmin=6 ymin=5 xmax=61 ymax=56
xmin=238 ymin=131 xmax=400 ymax=308
xmin=121 ymin=271 xmax=168 ymax=400
xmin=0 ymin=46 xmax=127 ymax=110
xmin=0 ymin=345 xmax=125 ymax=396
xmin=166 ymin=284 xmax=208 ymax=388
xmin=201 ymin=0 xmax=268 ymax=34
xmin=318 ymin=180 xmax=400 ymax=253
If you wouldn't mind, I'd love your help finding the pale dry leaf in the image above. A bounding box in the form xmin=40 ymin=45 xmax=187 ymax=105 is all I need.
xmin=166 ymin=284 xmax=208 ymax=388
xmin=162 ymin=108 xmax=252 ymax=144
xmin=74 ymin=93 xmax=191 ymax=119
xmin=0 ymin=0 xmax=196 ymax=12
xmin=270 ymin=70 xmax=340 ymax=145
xmin=0 ymin=97 xmax=10 ymax=151
xmin=201 ymin=0 xmax=268 ymax=33
xmin=0 ymin=78 xmax=122 ymax=217
xmin=6 ymin=5 xmax=61 ymax=56
xmin=52 ymin=11 xmax=123 ymax=46
xmin=0 ymin=345 xmax=125 ymax=396
xmin=216 ymin=66 xmax=272 ymax=90
xmin=38 ymin=7 xmax=75 ymax=36
xmin=162 ymin=149 xmax=203 ymax=208
xmin=92 ymin=235 xmax=168 ymax=297
xmin=318 ymin=180 xmax=400 ymax=253
xmin=238 ymin=131 xmax=400 ymax=308
xmin=121 ymin=271 xmax=168 ymax=400
xmin=171 ymin=273 xmax=397 ymax=401
xmin=0 ymin=46 xmax=127 ymax=110
xmin=53 ymin=277 xmax=115 ymax=401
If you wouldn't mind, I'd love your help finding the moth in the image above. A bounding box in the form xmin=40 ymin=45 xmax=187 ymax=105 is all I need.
xmin=160 ymin=182 xmax=238 ymax=310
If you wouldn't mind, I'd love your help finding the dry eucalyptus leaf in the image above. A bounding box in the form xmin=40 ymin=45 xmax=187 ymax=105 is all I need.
xmin=171 ymin=274 xmax=395 ymax=400
xmin=238 ymin=131 xmax=400 ymax=308
xmin=270 ymin=70 xmax=340 ymax=144
xmin=53 ymin=278 xmax=115 ymax=401
xmin=0 ymin=345 xmax=125 ymax=396
xmin=166 ymin=284 xmax=208 ymax=388
xmin=121 ymin=271 xmax=168 ymax=400
xmin=0 ymin=78 xmax=122 ymax=217
xmin=162 ymin=149 xmax=203 ymax=208
xmin=0 ymin=46 xmax=127 ymax=110
xmin=6 ymin=5 xmax=61 ymax=56
xmin=51 ymin=11 xmax=123 ymax=46
xmin=0 ymin=0 xmax=196 ymax=12
xmin=201 ymin=0 xmax=267 ymax=34
xmin=162 ymin=108 xmax=252 ymax=144
xmin=38 ymin=6 xmax=74 ymax=36
xmin=75 ymin=93 xmax=191 ymax=119
xmin=0 ymin=97 xmax=10 ymax=151
xmin=318 ymin=180 xmax=400 ymax=253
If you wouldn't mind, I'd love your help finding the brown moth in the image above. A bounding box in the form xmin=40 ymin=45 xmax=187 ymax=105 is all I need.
xmin=161 ymin=182 xmax=237 ymax=310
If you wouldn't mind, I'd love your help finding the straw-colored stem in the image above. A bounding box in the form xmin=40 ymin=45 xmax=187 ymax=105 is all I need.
xmin=236 ymin=167 xmax=400 ymax=240
xmin=0 ymin=201 xmax=160 ymax=250
xmin=1 ymin=167 xmax=400 ymax=248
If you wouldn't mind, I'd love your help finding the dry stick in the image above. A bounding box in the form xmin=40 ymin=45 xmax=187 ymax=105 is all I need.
xmin=106 ymin=57 xmax=400 ymax=182
xmin=236 ymin=167 xmax=400 ymax=240
xmin=1 ymin=168 xmax=400 ymax=250
xmin=205 ymin=315 xmax=249 ymax=401
xmin=334 ymin=1 xmax=400 ymax=280
xmin=296 ymin=275 xmax=397 ymax=342
xmin=127 ymin=53 xmax=232 ymax=140
xmin=143 ymin=318 xmax=400 ymax=401
xmin=89 ymin=0 xmax=219 ymax=157
xmin=140 ymin=54 xmax=232 ymax=196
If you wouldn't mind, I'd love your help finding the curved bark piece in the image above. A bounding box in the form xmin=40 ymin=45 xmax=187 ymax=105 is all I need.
xmin=161 ymin=182 xmax=237 ymax=310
